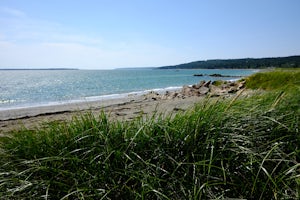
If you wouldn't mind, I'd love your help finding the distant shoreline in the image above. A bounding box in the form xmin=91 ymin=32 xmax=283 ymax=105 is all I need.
xmin=1 ymin=55 xmax=299 ymax=71
xmin=159 ymin=55 xmax=300 ymax=69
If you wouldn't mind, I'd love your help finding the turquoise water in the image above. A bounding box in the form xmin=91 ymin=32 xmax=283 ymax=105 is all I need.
xmin=0 ymin=69 xmax=257 ymax=109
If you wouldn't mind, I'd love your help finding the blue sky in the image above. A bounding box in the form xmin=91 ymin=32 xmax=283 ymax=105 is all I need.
xmin=0 ymin=0 xmax=299 ymax=69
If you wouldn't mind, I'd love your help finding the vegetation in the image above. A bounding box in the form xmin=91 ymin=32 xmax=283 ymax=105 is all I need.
xmin=0 ymin=69 xmax=299 ymax=199
xmin=159 ymin=55 xmax=300 ymax=69
xmin=246 ymin=68 xmax=300 ymax=90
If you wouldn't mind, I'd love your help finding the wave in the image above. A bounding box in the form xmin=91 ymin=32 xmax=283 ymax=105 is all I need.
xmin=83 ymin=86 xmax=182 ymax=101
xmin=0 ymin=99 xmax=18 ymax=104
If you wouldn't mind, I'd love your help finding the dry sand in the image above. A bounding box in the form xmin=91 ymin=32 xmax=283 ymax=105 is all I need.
xmin=0 ymin=79 xmax=252 ymax=134
xmin=0 ymin=93 xmax=204 ymax=133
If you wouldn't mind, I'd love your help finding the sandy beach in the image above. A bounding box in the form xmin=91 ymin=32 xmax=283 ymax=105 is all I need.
xmin=0 ymin=80 xmax=247 ymax=133
xmin=0 ymin=91 xmax=205 ymax=133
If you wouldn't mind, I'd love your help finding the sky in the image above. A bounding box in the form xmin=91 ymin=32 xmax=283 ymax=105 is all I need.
xmin=0 ymin=0 xmax=300 ymax=69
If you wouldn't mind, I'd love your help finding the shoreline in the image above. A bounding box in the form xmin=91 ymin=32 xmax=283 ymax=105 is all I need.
xmin=0 ymin=93 xmax=204 ymax=133
xmin=0 ymin=95 xmax=141 ymax=121
xmin=0 ymin=80 xmax=247 ymax=133
xmin=0 ymin=86 xmax=183 ymax=112
xmin=0 ymin=69 xmax=257 ymax=113
xmin=0 ymin=85 xmax=183 ymax=121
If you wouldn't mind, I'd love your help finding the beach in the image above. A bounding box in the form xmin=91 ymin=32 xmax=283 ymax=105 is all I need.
xmin=0 ymin=80 xmax=247 ymax=133
xmin=1 ymin=69 xmax=299 ymax=199
xmin=0 ymin=69 xmax=256 ymax=133
xmin=0 ymin=92 xmax=205 ymax=133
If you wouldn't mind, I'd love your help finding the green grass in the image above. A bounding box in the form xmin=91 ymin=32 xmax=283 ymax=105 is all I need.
xmin=245 ymin=68 xmax=300 ymax=90
xmin=0 ymin=70 xmax=299 ymax=199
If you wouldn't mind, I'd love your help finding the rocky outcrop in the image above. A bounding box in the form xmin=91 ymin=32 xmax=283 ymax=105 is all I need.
xmin=193 ymin=73 xmax=243 ymax=78
xmin=143 ymin=80 xmax=246 ymax=100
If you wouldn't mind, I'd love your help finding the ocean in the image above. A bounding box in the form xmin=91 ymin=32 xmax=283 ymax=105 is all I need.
xmin=0 ymin=68 xmax=257 ymax=110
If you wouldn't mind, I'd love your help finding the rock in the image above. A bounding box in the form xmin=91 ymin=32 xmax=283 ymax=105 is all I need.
xmin=229 ymin=82 xmax=236 ymax=86
xmin=228 ymin=87 xmax=238 ymax=93
xmin=209 ymin=73 xmax=223 ymax=77
xmin=162 ymin=91 xmax=180 ymax=99
xmin=192 ymin=80 xmax=207 ymax=89
xmin=209 ymin=74 xmax=242 ymax=78
xmin=203 ymin=80 xmax=211 ymax=88
xmin=209 ymin=84 xmax=227 ymax=96
xmin=181 ymin=85 xmax=193 ymax=96
xmin=170 ymin=92 xmax=178 ymax=99
xmin=160 ymin=79 xmax=245 ymax=100
xmin=198 ymin=80 xmax=206 ymax=87
xmin=192 ymin=84 xmax=200 ymax=89
xmin=144 ymin=91 xmax=160 ymax=100
xmin=198 ymin=86 xmax=209 ymax=95
xmin=173 ymin=107 xmax=185 ymax=111
xmin=237 ymin=81 xmax=246 ymax=90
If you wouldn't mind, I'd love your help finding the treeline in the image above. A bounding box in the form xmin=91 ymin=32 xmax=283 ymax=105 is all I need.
xmin=159 ymin=55 xmax=300 ymax=69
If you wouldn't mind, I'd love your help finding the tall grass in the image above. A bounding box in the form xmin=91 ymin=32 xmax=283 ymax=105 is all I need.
xmin=245 ymin=68 xmax=300 ymax=90
xmin=0 ymin=70 xmax=299 ymax=199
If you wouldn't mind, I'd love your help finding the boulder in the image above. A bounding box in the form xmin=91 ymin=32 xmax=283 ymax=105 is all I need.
xmin=209 ymin=73 xmax=223 ymax=77
xmin=181 ymin=85 xmax=193 ymax=96
xmin=160 ymin=79 xmax=245 ymax=100
xmin=193 ymin=74 xmax=204 ymax=77
xmin=209 ymin=84 xmax=227 ymax=96
xmin=229 ymin=82 xmax=236 ymax=87
xmin=198 ymin=80 xmax=206 ymax=87
xmin=192 ymin=84 xmax=200 ymax=89
xmin=198 ymin=86 xmax=209 ymax=95
xmin=202 ymin=80 xmax=211 ymax=88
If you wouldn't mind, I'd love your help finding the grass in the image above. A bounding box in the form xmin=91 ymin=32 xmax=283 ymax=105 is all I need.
xmin=245 ymin=68 xmax=300 ymax=90
xmin=0 ymin=69 xmax=299 ymax=199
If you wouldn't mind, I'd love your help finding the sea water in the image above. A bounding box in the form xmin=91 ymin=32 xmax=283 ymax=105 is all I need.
xmin=0 ymin=68 xmax=257 ymax=110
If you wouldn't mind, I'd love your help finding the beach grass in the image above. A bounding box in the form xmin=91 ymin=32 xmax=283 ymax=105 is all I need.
xmin=0 ymin=69 xmax=299 ymax=199
xmin=245 ymin=68 xmax=300 ymax=90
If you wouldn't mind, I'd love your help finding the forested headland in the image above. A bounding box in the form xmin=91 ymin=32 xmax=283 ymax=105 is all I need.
xmin=159 ymin=55 xmax=300 ymax=69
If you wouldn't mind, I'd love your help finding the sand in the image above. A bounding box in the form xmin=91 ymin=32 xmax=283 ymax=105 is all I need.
xmin=0 ymin=92 xmax=204 ymax=133
xmin=0 ymin=78 xmax=252 ymax=134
